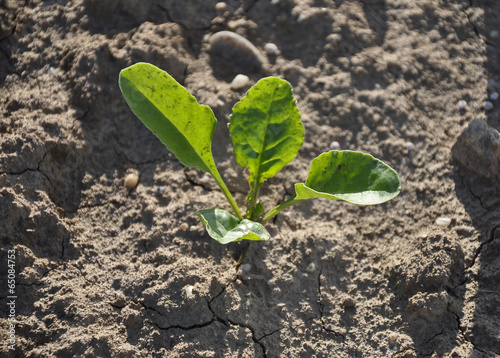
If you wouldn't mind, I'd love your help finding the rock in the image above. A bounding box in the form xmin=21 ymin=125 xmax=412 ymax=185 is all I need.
xmin=124 ymin=172 xmax=139 ymax=189
xmin=208 ymin=31 xmax=267 ymax=78
xmin=435 ymin=217 xmax=451 ymax=227
xmin=483 ymin=101 xmax=494 ymax=111
xmin=452 ymin=118 xmax=500 ymax=178
xmin=264 ymin=42 xmax=280 ymax=56
xmin=230 ymin=74 xmax=250 ymax=90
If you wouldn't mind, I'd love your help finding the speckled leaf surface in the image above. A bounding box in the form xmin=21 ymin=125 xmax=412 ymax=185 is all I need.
xmin=228 ymin=77 xmax=304 ymax=187
xmin=119 ymin=63 xmax=217 ymax=174
xmin=296 ymin=150 xmax=401 ymax=205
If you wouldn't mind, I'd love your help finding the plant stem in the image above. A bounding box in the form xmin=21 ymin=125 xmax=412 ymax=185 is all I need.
xmin=246 ymin=178 xmax=262 ymax=219
xmin=211 ymin=171 xmax=243 ymax=220
xmin=261 ymin=196 xmax=306 ymax=224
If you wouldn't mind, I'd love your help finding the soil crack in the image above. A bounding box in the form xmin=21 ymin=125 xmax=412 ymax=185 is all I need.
xmin=316 ymin=267 xmax=346 ymax=340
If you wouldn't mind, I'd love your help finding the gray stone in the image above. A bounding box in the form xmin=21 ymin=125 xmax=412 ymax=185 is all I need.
xmin=452 ymin=118 xmax=500 ymax=178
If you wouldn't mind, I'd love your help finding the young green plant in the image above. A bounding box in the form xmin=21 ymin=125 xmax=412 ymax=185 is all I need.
xmin=119 ymin=63 xmax=401 ymax=244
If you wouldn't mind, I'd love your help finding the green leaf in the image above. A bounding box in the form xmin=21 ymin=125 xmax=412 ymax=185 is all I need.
xmin=261 ymin=150 xmax=400 ymax=223
xmin=296 ymin=150 xmax=401 ymax=205
xmin=228 ymin=77 xmax=304 ymax=217
xmin=119 ymin=63 xmax=217 ymax=173
xmin=196 ymin=208 xmax=270 ymax=244
xmin=119 ymin=63 xmax=243 ymax=219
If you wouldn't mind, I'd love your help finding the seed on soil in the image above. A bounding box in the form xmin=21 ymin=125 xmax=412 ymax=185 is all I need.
xmin=264 ymin=43 xmax=280 ymax=56
xmin=231 ymin=74 xmax=250 ymax=90
xmin=189 ymin=225 xmax=198 ymax=232
xmin=457 ymin=100 xmax=467 ymax=109
xmin=180 ymin=223 xmax=189 ymax=231
xmin=184 ymin=285 xmax=194 ymax=298
xmin=406 ymin=142 xmax=414 ymax=151
xmin=124 ymin=173 xmax=139 ymax=189
xmin=435 ymin=217 xmax=451 ymax=227
xmin=483 ymin=101 xmax=494 ymax=111
xmin=241 ymin=263 xmax=251 ymax=272
xmin=329 ymin=141 xmax=340 ymax=150
xmin=215 ymin=2 xmax=226 ymax=11
xmin=491 ymin=92 xmax=499 ymax=100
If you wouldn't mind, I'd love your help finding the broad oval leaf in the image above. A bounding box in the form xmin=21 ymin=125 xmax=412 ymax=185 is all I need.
xmin=196 ymin=208 xmax=270 ymax=244
xmin=295 ymin=150 xmax=401 ymax=205
xmin=119 ymin=63 xmax=217 ymax=174
xmin=229 ymin=77 xmax=304 ymax=185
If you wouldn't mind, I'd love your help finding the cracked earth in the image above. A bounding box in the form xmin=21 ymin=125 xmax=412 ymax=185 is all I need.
xmin=1 ymin=0 xmax=500 ymax=357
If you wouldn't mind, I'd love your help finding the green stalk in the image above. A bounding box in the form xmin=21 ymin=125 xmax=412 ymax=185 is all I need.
xmin=261 ymin=197 xmax=306 ymax=224
xmin=246 ymin=178 xmax=263 ymax=219
xmin=210 ymin=170 xmax=243 ymax=220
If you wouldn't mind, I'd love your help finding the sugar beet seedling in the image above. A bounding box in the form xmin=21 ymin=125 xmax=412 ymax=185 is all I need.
xmin=119 ymin=63 xmax=401 ymax=244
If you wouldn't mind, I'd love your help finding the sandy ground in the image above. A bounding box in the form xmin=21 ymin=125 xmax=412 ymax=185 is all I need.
xmin=1 ymin=0 xmax=500 ymax=357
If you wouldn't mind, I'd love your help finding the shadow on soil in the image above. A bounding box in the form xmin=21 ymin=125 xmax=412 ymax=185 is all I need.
xmin=452 ymin=0 xmax=500 ymax=356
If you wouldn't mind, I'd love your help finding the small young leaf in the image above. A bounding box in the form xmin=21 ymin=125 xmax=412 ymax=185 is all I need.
xmin=196 ymin=208 xmax=270 ymax=244
xmin=229 ymin=77 xmax=304 ymax=211
xmin=296 ymin=150 xmax=401 ymax=205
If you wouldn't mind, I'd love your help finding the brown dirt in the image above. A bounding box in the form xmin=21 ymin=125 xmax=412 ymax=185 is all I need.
xmin=1 ymin=0 xmax=500 ymax=357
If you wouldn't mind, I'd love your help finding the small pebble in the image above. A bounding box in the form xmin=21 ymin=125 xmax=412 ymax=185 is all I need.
xmin=184 ymin=285 xmax=194 ymax=298
xmin=490 ymin=92 xmax=499 ymax=101
xmin=306 ymin=262 xmax=316 ymax=272
xmin=341 ymin=296 xmax=356 ymax=308
xmin=388 ymin=333 xmax=399 ymax=350
xmin=215 ymin=2 xmax=226 ymax=11
xmin=230 ymin=74 xmax=250 ymax=90
xmin=458 ymin=100 xmax=467 ymax=110
xmin=49 ymin=66 xmax=55 ymax=74
xmin=487 ymin=79 xmax=497 ymax=89
xmin=199 ymin=175 xmax=210 ymax=184
xmin=180 ymin=223 xmax=189 ymax=231
xmin=375 ymin=83 xmax=382 ymax=89
xmin=490 ymin=30 xmax=499 ymax=38
xmin=264 ymin=43 xmax=280 ymax=56
xmin=241 ymin=263 xmax=251 ymax=272
xmin=156 ymin=186 xmax=166 ymax=194
xmin=297 ymin=14 xmax=306 ymax=23
xmin=124 ymin=173 xmax=139 ymax=189
xmin=216 ymin=99 xmax=225 ymax=107
xmin=329 ymin=141 xmax=340 ymax=150
xmin=483 ymin=101 xmax=494 ymax=111
xmin=406 ymin=142 xmax=414 ymax=151
xmin=435 ymin=217 xmax=452 ymax=227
